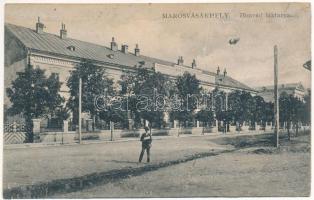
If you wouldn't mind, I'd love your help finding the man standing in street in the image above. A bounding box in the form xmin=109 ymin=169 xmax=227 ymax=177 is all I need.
xmin=139 ymin=127 xmax=152 ymax=163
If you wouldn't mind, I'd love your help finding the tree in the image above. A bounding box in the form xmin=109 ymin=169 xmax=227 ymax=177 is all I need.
xmin=170 ymin=72 xmax=202 ymax=128
xmin=252 ymin=95 xmax=266 ymax=126
xmin=279 ymin=92 xmax=307 ymax=139
xmin=213 ymin=88 xmax=226 ymax=115
xmin=195 ymin=109 xmax=214 ymax=127
xmin=227 ymin=90 xmax=259 ymax=129
xmin=119 ymin=66 xmax=172 ymax=129
xmin=302 ymin=90 xmax=311 ymax=125
xmin=228 ymin=90 xmax=244 ymax=127
xmin=6 ymin=64 xmax=64 ymax=142
xmin=240 ymin=91 xmax=256 ymax=126
xmin=67 ymin=60 xmax=114 ymax=131
xmin=263 ymin=101 xmax=274 ymax=126
xmin=98 ymin=107 xmax=128 ymax=128
xmin=300 ymin=89 xmax=311 ymax=125
xmin=54 ymin=106 xmax=71 ymax=128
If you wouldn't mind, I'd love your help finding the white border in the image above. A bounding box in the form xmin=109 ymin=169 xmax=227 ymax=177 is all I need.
xmin=0 ymin=1 xmax=312 ymax=200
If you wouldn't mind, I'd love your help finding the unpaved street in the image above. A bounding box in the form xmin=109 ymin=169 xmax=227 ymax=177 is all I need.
xmin=3 ymin=132 xmax=310 ymax=198
xmin=56 ymin=134 xmax=310 ymax=198
xmin=3 ymin=134 xmax=231 ymax=189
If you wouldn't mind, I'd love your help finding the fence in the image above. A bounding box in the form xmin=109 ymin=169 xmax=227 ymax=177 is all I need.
xmin=4 ymin=121 xmax=27 ymax=144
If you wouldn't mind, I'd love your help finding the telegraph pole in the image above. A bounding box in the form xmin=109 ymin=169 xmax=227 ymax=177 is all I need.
xmin=274 ymin=45 xmax=279 ymax=148
xmin=79 ymin=77 xmax=82 ymax=144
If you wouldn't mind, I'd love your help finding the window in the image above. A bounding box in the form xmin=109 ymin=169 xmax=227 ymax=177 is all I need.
xmin=67 ymin=45 xmax=76 ymax=51
xmin=51 ymin=73 xmax=60 ymax=80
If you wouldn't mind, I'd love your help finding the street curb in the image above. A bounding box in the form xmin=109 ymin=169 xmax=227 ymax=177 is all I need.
xmin=4 ymin=131 xmax=273 ymax=150
xmin=3 ymin=149 xmax=235 ymax=198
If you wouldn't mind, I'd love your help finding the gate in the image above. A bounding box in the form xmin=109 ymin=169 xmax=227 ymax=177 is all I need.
xmin=4 ymin=121 xmax=27 ymax=144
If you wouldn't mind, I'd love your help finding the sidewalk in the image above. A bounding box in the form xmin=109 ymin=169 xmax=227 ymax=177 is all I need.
xmin=3 ymin=131 xmax=271 ymax=192
xmin=4 ymin=130 xmax=266 ymax=150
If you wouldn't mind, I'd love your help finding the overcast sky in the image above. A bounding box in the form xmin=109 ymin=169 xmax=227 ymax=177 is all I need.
xmin=5 ymin=3 xmax=311 ymax=89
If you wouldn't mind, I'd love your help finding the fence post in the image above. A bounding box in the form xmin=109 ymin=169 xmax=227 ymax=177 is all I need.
xmin=63 ymin=120 xmax=68 ymax=133
xmin=32 ymin=119 xmax=41 ymax=143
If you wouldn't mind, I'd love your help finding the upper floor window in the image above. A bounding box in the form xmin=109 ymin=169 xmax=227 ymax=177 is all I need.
xmin=51 ymin=73 xmax=60 ymax=80
xmin=107 ymin=54 xmax=114 ymax=59
xmin=67 ymin=45 xmax=76 ymax=51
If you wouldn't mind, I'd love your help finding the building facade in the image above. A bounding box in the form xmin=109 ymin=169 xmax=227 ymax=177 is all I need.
xmin=5 ymin=20 xmax=257 ymax=129
xmin=255 ymin=83 xmax=306 ymax=103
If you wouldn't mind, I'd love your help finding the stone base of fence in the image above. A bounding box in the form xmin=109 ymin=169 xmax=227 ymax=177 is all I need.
xmin=241 ymin=126 xmax=250 ymax=132
xmin=40 ymin=132 xmax=76 ymax=144
xmin=229 ymin=126 xmax=236 ymax=133
xmin=168 ymin=128 xmax=179 ymax=136
xmin=6 ymin=125 xmax=311 ymax=145
xmin=191 ymin=127 xmax=203 ymax=135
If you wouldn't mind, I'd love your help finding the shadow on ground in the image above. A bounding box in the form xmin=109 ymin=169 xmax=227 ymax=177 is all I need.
xmin=211 ymin=130 xmax=310 ymax=155
xmin=212 ymin=130 xmax=310 ymax=148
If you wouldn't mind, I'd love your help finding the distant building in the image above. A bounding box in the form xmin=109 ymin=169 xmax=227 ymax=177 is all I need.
xmin=255 ymin=82 xmax=306 ymax=102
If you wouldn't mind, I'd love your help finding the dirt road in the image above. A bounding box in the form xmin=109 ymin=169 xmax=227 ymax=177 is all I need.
xmin=55 ymin=134 xmax=310 ymax=197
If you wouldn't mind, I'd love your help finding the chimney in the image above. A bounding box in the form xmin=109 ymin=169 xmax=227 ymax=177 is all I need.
xmin=121 ymin=44 xmax=128 ymax=53
xmin=216 ymin=66 xmax=220 ymax=75
xmin=36 ymin=17 xmax=45 ymax=34
xmin=223 ymin=68 xmax=227 ymax=76
xmin=111 ymin=37 xmax=118 ymax=51
xmin=134 ymin=44 xmax=140 ymax=56
xmin=60 ymin=23 xmax=67 ymax=39
xmin=192 ymin=59 xmax=196 ymax=68
xmin=177 ymin=56 xmax=184 ymax=65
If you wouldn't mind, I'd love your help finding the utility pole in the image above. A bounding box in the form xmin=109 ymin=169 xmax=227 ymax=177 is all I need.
xmin=274 ymin=45 xmax=279 ymax=148
xmin=110 ymin=121 xmax=113 ymax=141
xmin=79 ymin=77 xmax=82 ymax=144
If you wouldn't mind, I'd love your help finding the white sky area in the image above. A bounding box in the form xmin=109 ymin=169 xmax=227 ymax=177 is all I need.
xmin=5 ymin=3 xmax=311 ymax=89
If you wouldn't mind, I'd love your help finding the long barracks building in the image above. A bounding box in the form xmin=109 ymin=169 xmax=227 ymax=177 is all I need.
xmin=5 ymin=19 xmax=257 ymax=128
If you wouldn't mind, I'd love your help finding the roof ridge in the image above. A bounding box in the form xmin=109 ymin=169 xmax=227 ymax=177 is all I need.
xmin=255 ymin=82 xmax=302 ymax=89
xmin=5 ymin=23 xmax=108 ymax=49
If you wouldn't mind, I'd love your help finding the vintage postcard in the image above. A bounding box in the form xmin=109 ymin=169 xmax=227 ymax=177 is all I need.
xmin=3 ymin=2 xmax=311 ymax=198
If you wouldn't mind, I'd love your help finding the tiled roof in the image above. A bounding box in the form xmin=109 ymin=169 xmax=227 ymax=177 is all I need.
xmin=215 ymin=74 xmax=255 ymax=91
xmin=255 ymin=82 xmax=305 ymax=92
xmin=6 ymin=23 xmax=167 ymax=69
xmin=5 ymin=23 xmax=255 ymax=92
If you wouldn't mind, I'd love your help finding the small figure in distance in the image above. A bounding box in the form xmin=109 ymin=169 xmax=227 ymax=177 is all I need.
xmin=139 ymin=127 xmax=152 ymax=163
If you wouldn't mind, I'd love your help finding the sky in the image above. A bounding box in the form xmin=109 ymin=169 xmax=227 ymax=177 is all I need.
xmin=5 ymin=3 xmax=311 ymax=89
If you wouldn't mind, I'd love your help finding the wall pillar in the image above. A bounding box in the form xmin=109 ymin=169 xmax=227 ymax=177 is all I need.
xmin=225 ymin=93 xmax=228 ymax=111
xmin=32 ymin=119 xmax=41 ymax=142
xmin=110 ymin=121 xmax=114 ymax=141
xmin=211 ymin=92 xmax=214 ymax=111
xmin=265 ymin=122 xmax=269 ymax=131
xmin=63 ymin=120 xmax=68 ymax=133
xmin=255 ymin=122 xmax=258 ymax=131
xmin=127 ymin=111 xmax=133 ymax=130
xmin=86 ymin=119 xmax=93 ymax=132
xmin=163 ymin=112 xmax=170 ymax=128
xmin=211 ymin=120 xmax=218 ymax=133
xmin=173 ymin=120 xmax=178 ymax=128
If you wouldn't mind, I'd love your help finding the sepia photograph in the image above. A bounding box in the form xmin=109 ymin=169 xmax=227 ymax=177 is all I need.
xmin=2 ymin=2 xmax=311 ymax=198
